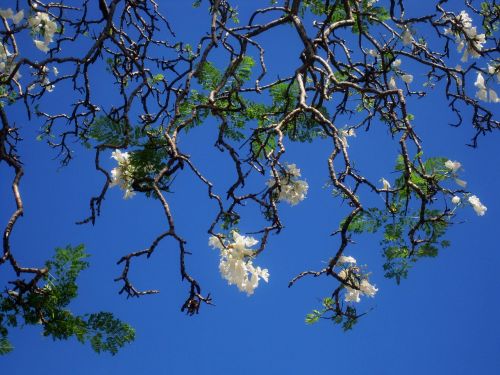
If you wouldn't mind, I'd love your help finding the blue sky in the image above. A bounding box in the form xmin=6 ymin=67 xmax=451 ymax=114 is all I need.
xmin=2 ymin=1 xmax=500 ymax=374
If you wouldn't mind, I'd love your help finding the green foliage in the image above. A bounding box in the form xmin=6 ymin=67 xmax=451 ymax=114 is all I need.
xmin=86 ymin=313 xmax=135 ymax=355
xmin=235 ymin=56 xmax=255 ymax=83
xmin=85 ymin=116 xmax=143 ymax=147
xmin=196 ymin=60 xmax=222 ymax=90
xmin=268 ymin=82 xmax=326 ymax=142
xmin=338 ymin=156 xmax=454 ymax=284
xmin=342 ymin=208 xmax=384 ymax=234
xmin=0 ymin=245 xmax=135 ymax=355
xmin=0 ymin=337 xmax=13 ymax=355
xmin=306 ymin=297 xmax=358 ymax=331
xmin=480 ymin=2 xmax=500 ymax=36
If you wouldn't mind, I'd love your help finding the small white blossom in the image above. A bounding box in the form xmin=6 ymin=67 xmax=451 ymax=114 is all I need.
xmin=380 ymin=177 xmax=391 ymax=190
xmin=451 ymin=196 xmax=461 ymax=205
xmin=12 ymin=10 xmax=24 ymax=24
xmin=52 ymin=66 xmax=59 ymax=76
xmin=338 ymin=255 xmax=357 ymax=265
xmin=0 ymin=8 xmax=24 ymax=25
xmin=401 ymin=74 xmax=413 ymax=84
xmin=468 ymin=195 xmax=487 ymax=216
xmin=488 ymin=89 xmax=500 ymax=103
xmin=388 ymin=76 xmax=397 ymax=89
xmin=359 ymin=279 xmax=378 ymax=297
xmin=445 ymin=160 xmax=461 ymax=173
xmin=476 ymin=87 xmax=488 ymax=102
xmin=344 ymin=287 xmax=361 ymax=303
xmin=487 ymin=63 xmax=500 ymax=82
xmin=392 ymin=59 xmax=402 ymax=68
xmin=475 ymin=72 xmax=486 ymax=89
xmin=455 ymin=178 xmax=467 ymax=188
xmin=402 ymin=28 xmax=413 ymax=45
xmin=0 ymin=8 xmax=14 ymax=19
xmin=339 ymin=127 xmax=356 ymax=147
xmin=34 ymin=40 xmax=49 ymax=53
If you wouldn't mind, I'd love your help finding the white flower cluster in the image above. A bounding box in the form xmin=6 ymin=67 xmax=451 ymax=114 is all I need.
xmin=0 ymin=44 xmax=15 ymax=78
xmin=445 ymin=11 xmax=486 ymax=62
xmin=388 ymin=60 xmax=414 ymax=89
xmin=29 ymin=12 xmax=58 ymax=53
xmin=468 ymin=195 xmax=487 ymax=216
xmin=110 ymin=150 xmax=136 ymax=199
xmin=0 ymin=9 xmax=23 ymax=79
xmin=474 ymin=72 xmax=499 ymax=103
xmin=267 ymin=163 xmax=308 ymax=206
xmin=446 ymin=159 xmax=487 ymax=216
xmin=209 ymin=231 xmax=269 ymax=296
xmin=337 ymin=256 xmax=378 ymax=303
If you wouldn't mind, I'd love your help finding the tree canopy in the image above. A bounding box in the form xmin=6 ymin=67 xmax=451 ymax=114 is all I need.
xmin=0 ymin=0 xmax=499 ymax=356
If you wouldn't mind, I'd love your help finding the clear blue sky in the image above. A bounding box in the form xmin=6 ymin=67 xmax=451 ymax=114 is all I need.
xmin=2 ymin=1 xmax=500 ymax=374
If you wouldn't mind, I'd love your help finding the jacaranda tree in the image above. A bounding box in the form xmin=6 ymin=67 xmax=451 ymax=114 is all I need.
xmin=0 ymin=0 xmax=498 ymax=354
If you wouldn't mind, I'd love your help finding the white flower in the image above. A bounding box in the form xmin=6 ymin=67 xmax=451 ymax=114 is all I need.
xmin=109 ymin=149 xmax=136 ymax=199
xmin=473 ymin=70 xmax=496 ymax=103
xmin=454 ymin=178 xmax=467 ymax=188
xmin=476 ymin=88 xmax=488 ymax=102
xmin=380 ymin=177 xmax=391 ymax=190
xmin=444 ymin=160 xmax=461 ymax=173
xmin=52 ymin=66 xmax=59 ymax=76
xmin=344 ymin=287 xmax=361 ymax=303
xmin=209 ymin=231 xmax=269 ymax=296
xmin=368 ymin=49 xmax=379 ymax=58
xmin=457 ymin=11 xmax=473 ymax=29
xmin=338 ymin=255 xmax=357 ymax=265
xmin=488 ymin=89 xmax=500 ymax=103
xmin=468 ymin=195 xmax=487 ymax=216
xmin=402 ymin=28 xmax=413 ymax=45
xmin=474 ymin=72 xmax=486 ymax=90
xmin=0 ymin=8 xmax=14 ymax=19
xmin=339 ymin=127 xmax=356 ymax=147
xmin=401 ymin=74 xmax=413 ymax=84
xmin=388 ymin=76 xmax=397 ymax=89
xmin=338 ymin=267 xmax=378 ymax=303
xmin=111 ymin=149 xmax=130 ymax=164
xmin=359 ymin=279 xmax=378 ymax=297
xmin=11 ymin=10 xmax=24 ymax=24
xmin=267 ymin=163 xmax=308 ymax=206
xmin=451 ymin=196 xmax=461 ymax=205
xmin=123 ymin=189 xmax=136 ymax=200
xmin=392 ymin=59 xmax=402 ymax=68
xmin=34 ymin=40 xmax=49 ymax=53
xmin=487 ymin=63 xmax=500 ymax=82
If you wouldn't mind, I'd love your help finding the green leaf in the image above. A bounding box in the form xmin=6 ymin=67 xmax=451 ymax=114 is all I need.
xmin=0 ymin=337 xmax=13 ymax=355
